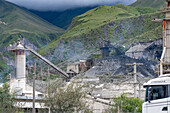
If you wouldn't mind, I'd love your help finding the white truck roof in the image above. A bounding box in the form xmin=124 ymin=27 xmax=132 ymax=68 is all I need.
xmin=144 ymin=74 xmax=170 ymax=86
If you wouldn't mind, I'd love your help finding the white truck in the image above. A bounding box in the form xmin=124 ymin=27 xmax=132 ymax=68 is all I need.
xmin=142 ymin=75 xmax=170 ymax=113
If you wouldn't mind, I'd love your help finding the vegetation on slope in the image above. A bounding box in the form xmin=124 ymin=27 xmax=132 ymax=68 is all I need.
xmin=42 ymin=0 xmax=166 ymax=54
xmin=65 ymin=4 xmax=141 ymax=38
xmin=30 ymin=6 xmax=96 ymax=29
xmin=0 ymin=0 xmax=64 ymax=47
xmin=0 ymin=0 xmax=65 ymax=74
xmin=39 ymin=4 xmax=162 ymax=58
xmin=131 ymin=0 xmax=166 ymax=9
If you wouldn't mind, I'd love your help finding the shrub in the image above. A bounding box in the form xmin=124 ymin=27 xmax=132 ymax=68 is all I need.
xmin=0 ymin=83 xmax=16 ymax=112
xmin=109 ymin=94 xmax=143 ymax=113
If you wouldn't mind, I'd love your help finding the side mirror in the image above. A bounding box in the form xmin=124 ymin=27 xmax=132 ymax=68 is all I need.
xmin=148 ymin=87 xmax=153 ymax=103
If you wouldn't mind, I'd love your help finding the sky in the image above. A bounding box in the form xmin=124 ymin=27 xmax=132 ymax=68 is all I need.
xmin=6 ymin=0 xmax=137 ymax=11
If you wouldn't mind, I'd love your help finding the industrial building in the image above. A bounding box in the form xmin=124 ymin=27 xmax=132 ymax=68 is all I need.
xmin=7 ymin=37 xmax=71 ymax=112
xmin=8 ymin=38 xmax=70 ymax=112
xmin=67 ymin=59 xmax=94 ymax=76
xmin=8 ymin=40 xmax=48 ymax=112
xmin=125 ymin=39 xmax=162 ymax=60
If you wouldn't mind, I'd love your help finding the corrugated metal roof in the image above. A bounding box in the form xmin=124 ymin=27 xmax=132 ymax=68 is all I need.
xmin=126 ymin=43 xmax=153 ymax=53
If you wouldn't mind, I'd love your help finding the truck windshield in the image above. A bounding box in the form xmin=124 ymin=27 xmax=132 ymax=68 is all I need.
xmin=145 ymin=85 xmax=168 ymax=102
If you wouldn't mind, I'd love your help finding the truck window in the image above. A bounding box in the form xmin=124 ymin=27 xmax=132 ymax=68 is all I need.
xmin=145 ymin=85 xmax=168 ymax=102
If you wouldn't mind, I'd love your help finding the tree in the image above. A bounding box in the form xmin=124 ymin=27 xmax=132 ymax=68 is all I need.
xmin=45 ymin=80 xmax=92 ymax=113
xmin=0 ymin=83 xmax=16 ymax=113
xmin=106 ymin=94 xmax=143 ymax=113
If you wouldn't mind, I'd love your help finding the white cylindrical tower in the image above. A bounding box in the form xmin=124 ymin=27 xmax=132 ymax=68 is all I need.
xmin=10 ymin=40 xmax=26 ymax=79
xmin=9 ymin=39 xmax=26 ymax=95
xmin=15 ymin=42 xmax=26 ymax=79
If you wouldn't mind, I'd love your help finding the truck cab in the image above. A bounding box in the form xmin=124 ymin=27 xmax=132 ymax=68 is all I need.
xmin=142 ymin=75 xmax=170 ymax=113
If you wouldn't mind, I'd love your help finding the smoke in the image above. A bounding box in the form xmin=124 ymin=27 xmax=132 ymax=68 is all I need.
xmin=6 ymin=0 xmax=137 ymax=11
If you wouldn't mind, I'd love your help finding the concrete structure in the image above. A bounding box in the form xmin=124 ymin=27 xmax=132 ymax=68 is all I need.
xmin=126 ymin=43 xmax=152 ymax=59
xmin=67 ymin=62 xmax=80 ymax=75
xmin=67 ymin=59 xmax=94 ymax=76
xmin=125 ymin=39 xmax=162 ymax=60
xmin=92 ymin=80 xmax=146 ymax=100
xmin=8 ymin=39 xmax=72 ymax=112
xmin=100 ymin=47 xmax=110 ymax=58
xmin=9 ymin=40 xmax=27 ymax=95
xmin=100 ymin=40 xmax=111 ymax=58
xmin=8 ymin=39 xmax=47 ymax=112
xmin=10 ymin=40 xmax=26 ymax=79
xmin=9 ymin=40 xmax=43 ymax=96
xmin=86 ymin=96 xmax=110 ymax=113
xmin=14 ymin=96 xmax=49 ymax=112
xmin=154 ymin=0 xmax=170 ymax=74
xmin=80 ymin=60 xmax=87 ymax=72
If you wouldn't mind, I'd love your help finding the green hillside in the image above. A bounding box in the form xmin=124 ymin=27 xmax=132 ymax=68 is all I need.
xmin=63 ymin=4 xmax=157 ymax=38
xmin=39 ymin=4 xmax=162 ymax=60
xmin=65 ymin=5 xmax=140 ymax=38
xmin=131 ymin=0 xmax=166 ymax=9
xmin=0 ymin=0 xmax=64 ymax=47
xmin=29 ymin=7 xmax=96 ymax=29
xmin=0 ymin=0 xmax=64 ymax=74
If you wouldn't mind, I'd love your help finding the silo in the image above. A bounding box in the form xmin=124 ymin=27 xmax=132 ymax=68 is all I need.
xmin=10 ymin=40 xmax=26 ymax=79
xmin=15 ymin=42 xmax=26 ymax=79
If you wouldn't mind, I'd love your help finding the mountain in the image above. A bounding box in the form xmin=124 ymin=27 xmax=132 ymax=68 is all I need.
xmin=39 ymin=4 xmax=162 ymax=63
xmin=38 ymin=0 xmax=166 ymax=77
xmin=28 ymin=1 xmax=136 ymax=29
xmin=0 ymin=0 xmax=64 ymax=75
xmin=29 ymin=7 xmax=96 ymax=29
xmin=1 ymin=0 xmax=166 ymax=78
xmin=0 ymin=0 xmax=64 ymax=47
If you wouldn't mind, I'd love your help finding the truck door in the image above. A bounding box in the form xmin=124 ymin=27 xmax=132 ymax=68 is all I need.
xmin=146 ymin=85 xmax=168 ymax=113
xmin=147 ymin=98 xmax=168 ymax=113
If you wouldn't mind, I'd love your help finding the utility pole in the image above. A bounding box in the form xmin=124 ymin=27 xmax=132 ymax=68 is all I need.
xmin=41 ymin=66 xmax=43 ymax=77
xmin=126 ymin=63 xmax=143 ymax=97
xmin=33 ymin=62 xmax=36 ymax=113
xmin=139 ymin=83 xmax=141 ymax=99
xmin=118 ymin=106 xmax=119 ymax=113
xmin=134 ymin=63 xmax=137 ymax=98
xmin=48 ymin=66 xmax=50 ymax=78
xmin=47 ymin=66 xmax=51 ymax=91
xmin=47 ymin=66 xmax=50 ymax=83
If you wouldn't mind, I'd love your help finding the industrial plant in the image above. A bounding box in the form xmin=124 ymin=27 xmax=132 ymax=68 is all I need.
xmin=1 ymin=0 xmax=170 ymax=112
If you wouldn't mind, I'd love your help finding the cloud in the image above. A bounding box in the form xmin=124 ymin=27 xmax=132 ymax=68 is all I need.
xmin=6 ymin=0 xmax=137 ymax=11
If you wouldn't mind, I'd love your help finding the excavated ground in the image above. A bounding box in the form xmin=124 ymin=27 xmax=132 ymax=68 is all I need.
xmin=85 ymin=55 xmax=158 ymax=78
